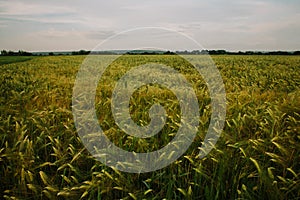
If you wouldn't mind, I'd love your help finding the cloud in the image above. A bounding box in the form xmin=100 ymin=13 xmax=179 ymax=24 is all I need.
xmin=0 ymin=1 xmax=83 ymax=25
xmin=33 ymin=28 xmax=82 ymax=38
xmin=0 ymin=1 xmax=73 ymax=16
xmin=32 ymin=28 xmax=116 ymax=40
xmin=0 ymin=0 xmax=299 ymax=51
xmin=84 ymin=30 xmax=117 ymax=40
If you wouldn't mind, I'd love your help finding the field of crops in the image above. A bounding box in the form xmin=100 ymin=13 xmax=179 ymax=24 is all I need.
xmin=0 ymin=55 xmax=299 ymax=199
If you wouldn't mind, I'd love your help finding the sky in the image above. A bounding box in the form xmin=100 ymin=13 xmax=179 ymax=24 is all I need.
xmin=0 ymin=0 xmax=299 ymax=52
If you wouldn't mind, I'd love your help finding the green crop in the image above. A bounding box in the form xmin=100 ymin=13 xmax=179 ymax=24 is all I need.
xmin=0 ymin=55 xmax=299 ymax=199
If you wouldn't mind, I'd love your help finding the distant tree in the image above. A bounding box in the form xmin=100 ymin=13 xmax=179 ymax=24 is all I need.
xmin=48 ymin=52 xmax=54 ymax=56
xmin=198 ymin=50 xmax=208 ymax=54
xmin=72 ymin=50 xmax=91 ymax=55
xmin=1 ymin=50 xmax=32 ymax=56
xmin=191 ymin=50 xmax=200 ymax=54
xmin=293 ymin=51 xmax=300 ymax=55
xmin=245 ymin=51 xmax=254 ymax=55
xmin=18 ymin=50 xmax=32 ymax=56
xmin=79 ymin=50 xmax=90 ymax=55
xmin=208 ymin=50 xmax=227 ymax=55
xmin=1 ymin=50 xmax=8 ymax=56
xmin=8 ymin=51 xmax=16 ymax=56
xmin=163 ymin=51 xmax=175 ymax=55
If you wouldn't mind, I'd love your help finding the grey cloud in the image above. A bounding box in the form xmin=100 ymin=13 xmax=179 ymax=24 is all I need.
xmin=0 ymin=0 xmax=299 ymax=51
xmin=84 ymin=30 xmax=117 ymax=40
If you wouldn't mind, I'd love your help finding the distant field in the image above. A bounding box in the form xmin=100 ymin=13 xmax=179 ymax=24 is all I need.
xmin=0 ymin=55 xmax=299 ymax=199
xmin=0 ymin=56 xmax=34 ymax=65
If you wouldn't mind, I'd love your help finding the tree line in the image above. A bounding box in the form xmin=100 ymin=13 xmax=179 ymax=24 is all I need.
xmin=1 ymin=50 xmax=33 ymax=56
xmin=175 ymin=50 xmax=300 ymax=55
xmin=1 ymin=49 xmax=300 ymax=56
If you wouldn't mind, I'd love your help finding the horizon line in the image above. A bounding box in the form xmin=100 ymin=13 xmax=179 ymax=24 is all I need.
xmin=2 ymin=49 xmax=299 ymax=53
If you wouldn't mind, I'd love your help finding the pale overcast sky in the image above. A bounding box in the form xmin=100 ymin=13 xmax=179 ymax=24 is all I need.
xmin=0 ymin=0 xmax=299 ymax=51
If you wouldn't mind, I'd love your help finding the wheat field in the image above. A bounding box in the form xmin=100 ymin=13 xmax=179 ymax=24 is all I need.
xmin=0 ymin=55 xmax=299 ymax=199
